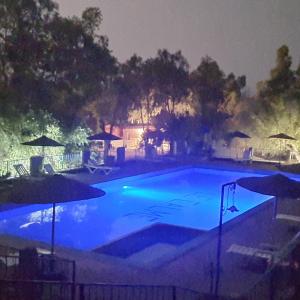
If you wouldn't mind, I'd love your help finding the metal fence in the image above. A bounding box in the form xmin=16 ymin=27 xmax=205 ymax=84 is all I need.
xmin=0 ymin=279 xmax=75 ymax=300
xmin=0 ymin=152 xmax=83 ymax=178
xmin=213 ymin=146 xmax=297 ymax=164
xmin=44 ymin=152 xmax=83 ymax=171
xmin=0 ymin=255 xmax=19 ymax=280
xmin=0 ymin=158 xmax=30 ymax=178
xmin=0 ymin=280 xmax=216 ymax=300
xmin=76 ymin=284 xmax=202 ymax=300
xmin=0 ymin=253 xmax=76 ymax=283
xmin=37 ymin=254 xmax=76 ymax=282
xmin=0 ymin=148 xmax=151 ymax=179
xmin=109 ymin=147 xmax=145 ymax=161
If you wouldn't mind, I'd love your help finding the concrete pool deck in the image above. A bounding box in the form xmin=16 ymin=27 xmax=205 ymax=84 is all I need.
xmin=1 ymin=158 xmax=300 ymax=298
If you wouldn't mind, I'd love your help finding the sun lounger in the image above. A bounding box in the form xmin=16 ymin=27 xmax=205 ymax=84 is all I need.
xmin=84 ymin=161 xmax=119 ymax=175
xmin=13 ymin=164 xmax=30 ymax=177
xmin=227 ymin=243 xmax=275 ymax=272
xmin=276 ymin=214 xmax=300 ymax=233
xmin=227 ymin=243 xmax=273 ymax=261
xmin=276 ymin=214 xmax=300 ymax=223
xmin=44 ymin=163 xmax=56 ymax=175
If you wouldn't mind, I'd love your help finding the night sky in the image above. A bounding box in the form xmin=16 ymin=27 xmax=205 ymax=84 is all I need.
xmin=56 ymin=0 xmax=300 ymax=93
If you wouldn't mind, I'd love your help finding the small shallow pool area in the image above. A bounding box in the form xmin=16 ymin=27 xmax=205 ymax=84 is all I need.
xmin=0 ymin=167 xmax=271 ymax=250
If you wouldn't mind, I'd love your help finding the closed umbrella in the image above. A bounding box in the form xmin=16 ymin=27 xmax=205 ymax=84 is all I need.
xmin=0 ymin=175 xmax=105 ymax=254
xmin=268 ymin=133 xmax=296 ymax=164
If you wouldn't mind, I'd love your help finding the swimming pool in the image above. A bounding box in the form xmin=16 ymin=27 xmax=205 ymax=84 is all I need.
xmin=0 ymin=167 xmax=270 ymax=250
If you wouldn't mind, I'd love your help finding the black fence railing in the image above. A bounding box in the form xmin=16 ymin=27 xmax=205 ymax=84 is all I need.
xmin=37 ymin=254 xmax=76 ymax=282
xmin=76 ymin=283 xmax=202 ymax=300
xmin=0 ymin=279 xmax=75 ymax=300
xmin=0 ymin=255 xmax=19 ymax=280
xmin=0 ymin=152 xmax=83 ymax=177
xmin=0 ymin=253 xmax=76 ymax=283
xmin=0 ymin=280 xmax=214 ymax=300
xmin=1 ymin=235 xmax=300 ymax=300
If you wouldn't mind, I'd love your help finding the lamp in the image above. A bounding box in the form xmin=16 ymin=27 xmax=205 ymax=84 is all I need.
xmin=214 ymin=181 xmax=237 ymax=296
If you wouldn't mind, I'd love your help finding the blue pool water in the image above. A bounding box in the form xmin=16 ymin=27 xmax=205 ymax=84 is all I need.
xmin=0 ymin=167 xmax=271 ymax=250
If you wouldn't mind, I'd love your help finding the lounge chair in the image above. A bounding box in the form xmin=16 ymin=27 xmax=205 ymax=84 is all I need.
xmin=227 ymin=243 xmax=274 ymax=261
xmin=276 ymin=213 xmax=300 ymax=233
xmin=84 ymin=160 xmax=119 ymax=175
xmin=13 ymin=164 xmax=30 ymax=177
xmin=227 ymin=243 xmax=274 ymax=272
xmin=44 ymin=163 xmax=56 ymax=175
xmin=276 ymin=214 xmax=300 ymax=223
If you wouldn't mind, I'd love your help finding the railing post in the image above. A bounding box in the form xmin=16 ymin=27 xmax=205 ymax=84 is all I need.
xmin=172 ymin=286 xmax=176 ymax=300
xmin=269 ymin=269 xmax=275 ymax=300
xmin=71 ymin=261 xmax=76 ymax=300
xmin=79 ymin=284 xmax=85 ymax=300
xmin=72 ymin=260 xmax=76 ymax=283
xmin=214 ymin=182 xmax=236 ymax=297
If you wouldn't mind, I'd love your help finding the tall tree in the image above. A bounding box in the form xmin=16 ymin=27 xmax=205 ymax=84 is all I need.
xmin=0 ymin=1 xmax=117 ymax=129
xmin=0 ymin=0 xmax=58 ymax=113
xmin=120 ymin=54 xmax=145 ymax=124
xmin=41 ymin=7 xmax=117 ymax=128
xmin=218 ymin=73 xmax=246 ymax=117
xmin=257 ymin=45 xmax=295 ymax=100
xmin=190 ymin=56 xmax=225 ymax=137
xmin=264 ymin=45 xmax=295 ymax=96
xmin=141 ymin=49 xmax=190 ymax=122
xmin=81 ymin=55 xmax=144 ymax=133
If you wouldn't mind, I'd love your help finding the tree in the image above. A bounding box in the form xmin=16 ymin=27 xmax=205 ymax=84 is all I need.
xmin=265 ymin=45 xmax=295 ymax=96
xmin=289 ymin=63 xmax=300 ymax=99
xmin=218 ymin=73 xmax=246 ymax=117
xmin=80 ymin=55 xmax=144 ymax=133
xmin=44 ymin=8 xmax=117 ymax=128
xmin=119 ymin=55 xmax=146 ymax=125
xmin=141 ymin=49 xmax=190 ymax=122
xmin=0 ymin=0 xmax=59 ymax=113
xmin=150 ymin=109 xmax=202 ymax=155
xmin=81 ymin=7 xmax=103 ymax=37
xmin=224 ymin=45 xmax=300 ymax=155
xmin=0 ymin=1 xmax=117 ymax=130
xmin=190 ymin=56 xmax=225 ymax=138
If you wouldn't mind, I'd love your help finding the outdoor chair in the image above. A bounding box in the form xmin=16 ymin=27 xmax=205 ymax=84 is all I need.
xmin=276 ymin=214 xmax=300 ymax=223
xmin=44 ymin=163 xmax=56 ymax=175
xmin=241 ymin=147 xmax=253 ymax=163
xmin=227 ymin=243 xmax=275 ymax=273
xmin=276 ymin=213 xmax=300 ymax=233
xmin=13 ymin=164 xmax=30 ymax=177
xmin=84 ymin=159 xmax=120 ymax=175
